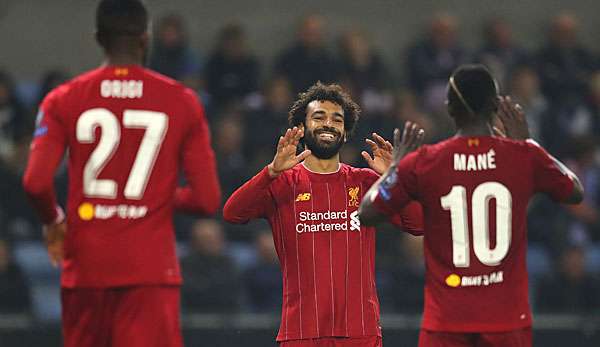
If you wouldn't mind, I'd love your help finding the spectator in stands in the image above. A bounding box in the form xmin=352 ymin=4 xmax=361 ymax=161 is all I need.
xmin=0 ymin=70 xmax=28 ymax=163
xmin=36 ymin=69 xmax=69 ymax=107
xmin=275 ymin=14 xmax=339 ymax=94
xmin=536 ymin=245 xmax=600 ymax=313
xmin=0 ymin=239 xmax=31 ymax=314
xmin=537 ymin=12 xmax=597 ymax=104
xmin=149 ymin=14 xmax=201 ymax=88
xmin=214 ymin=114 xmax=250 ymax=197
xmin=566 ymin=71 xmax=600 ymax=138
xmin=375 ymin=90 xmax=438 ymax=143
xmin=205 ymin=23 xmax=260 ymax=110
xmin=474 ymin=17 xmax=529 ymax=88
xmin=243 ymin=230 xmax=282 ymax=312
xmin=180 ymin=219 xmax=241 ymax=313
xmin=244 ymin=76 xmax=292 ymax=172
xmin=562 ymin=137 xmax=600 ymax=245
xmin=507 ymin=65 xmax=551 ymax=145
xmin=547 ymin=71 xmax=600 ymax=157
xmin=338 ymin=29 xmax=389 ymax=98
xmin=406 ymin=13 xmax=466 ymax=113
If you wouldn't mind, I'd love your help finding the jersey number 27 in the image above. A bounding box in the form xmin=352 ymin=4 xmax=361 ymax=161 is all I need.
xmin=441 ymin=182 xmax=512 ymax=267
xmin=76 ymin=108 xmax=167 ymax=200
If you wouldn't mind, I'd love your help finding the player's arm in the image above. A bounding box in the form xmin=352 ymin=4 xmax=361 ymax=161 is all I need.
xmin=359 ymin=122 xmax=424 ymax=226
xmin=361 ymin=167 xmax=424 ymax=235
xmin=529 ymin=140 xmax=584 ymax=204
xmin=174 ymin=91 xmax=221 ymax=215
xmin=223 ymin=127 xmax=310 ymax=223
xmin=497 ymin=96 xmax=583 ymax=204
xmin=388 ymin=201 xmax=424 ymax=236
xmin=22 ymin=96 xmax=68 ymax=266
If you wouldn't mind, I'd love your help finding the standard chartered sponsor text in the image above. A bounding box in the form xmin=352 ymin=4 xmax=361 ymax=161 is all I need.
xmin=296 ymin=210 xmax=360 ymax=233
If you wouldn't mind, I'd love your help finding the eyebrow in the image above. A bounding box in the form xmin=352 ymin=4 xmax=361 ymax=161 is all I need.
xmin=311 ymin=110 xmax=344 ymax=118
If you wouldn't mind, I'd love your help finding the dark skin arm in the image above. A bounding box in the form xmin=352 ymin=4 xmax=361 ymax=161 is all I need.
xmin=359 ymin=121 xmax=425 ymax=226
xmin=497 ymin=95 xmax=584 ymax=204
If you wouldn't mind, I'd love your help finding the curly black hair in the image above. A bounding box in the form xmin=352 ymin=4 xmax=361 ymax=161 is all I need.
xmin=288 ymin=82 xmax=361 ymax=137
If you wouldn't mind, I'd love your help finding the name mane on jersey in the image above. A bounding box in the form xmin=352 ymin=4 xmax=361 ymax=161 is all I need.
xmin=100 ymin=80 xmax=143 ymax=99
xmin=296 ymin=210 xmax=360 ymax=233
xmin=453 ymin=149 xmax=496 ymax=172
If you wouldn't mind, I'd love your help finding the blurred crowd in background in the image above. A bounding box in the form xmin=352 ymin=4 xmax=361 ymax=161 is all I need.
xmin=0 ymin=11 xmax=599 ymax=322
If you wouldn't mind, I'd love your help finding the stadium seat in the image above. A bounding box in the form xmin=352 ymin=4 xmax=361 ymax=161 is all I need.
xmin=13 ymin=241 xmax=61 ymax=322
xmin=585 ymin=244 xmax=600 ymax=273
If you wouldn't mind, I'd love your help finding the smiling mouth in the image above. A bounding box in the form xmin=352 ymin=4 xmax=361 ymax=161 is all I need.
xmin=317 ymin=132 xmax=338 ymax=141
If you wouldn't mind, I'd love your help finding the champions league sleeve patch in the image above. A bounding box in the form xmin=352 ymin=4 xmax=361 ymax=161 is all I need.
xmin=378 ymin=171 xmax=398 ymax=201
xmin=378 ymin=185 xmax=392 ymax=201
xmin=34 ymin=126 xmax=48 ymax=137
xmin=33 ymin=110 xmax=48 ymax=138
xmin=35 ymin=110 xmax=44 ymax=127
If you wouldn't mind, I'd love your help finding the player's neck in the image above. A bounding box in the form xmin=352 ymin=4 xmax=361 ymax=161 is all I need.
xmin=303 ymin=155 xmax=340 ymax=174
xmin=104 ymin=54 xmax=143 ymax=67
xmin=456 ymin=122 xmax=494 ymax=137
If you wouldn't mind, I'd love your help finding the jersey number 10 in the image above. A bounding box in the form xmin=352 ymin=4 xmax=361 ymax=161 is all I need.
xmin=76 ymin=108 xmax=167 ymax=200
xmin=440 ymin=182 xmax=512 ymax=268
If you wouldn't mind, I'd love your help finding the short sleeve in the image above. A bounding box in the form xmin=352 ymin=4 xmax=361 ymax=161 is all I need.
xmin=372 ymin=150 xmax=420 ymax=217
xmin=528 ymin=140 xmax=574 ymax=202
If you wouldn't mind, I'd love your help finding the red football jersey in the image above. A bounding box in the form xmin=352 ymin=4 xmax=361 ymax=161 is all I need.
xmin=224 ymin=163 xmax=423 ymax=341
xmin=372 ymin=136 xmax=574 ymax=332
xmin=23 ymin=65 xmax=220 ymax=288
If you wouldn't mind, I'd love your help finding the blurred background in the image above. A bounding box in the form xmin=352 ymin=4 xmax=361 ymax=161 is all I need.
xmin=0 ymin=0 xmax=599 ymax=346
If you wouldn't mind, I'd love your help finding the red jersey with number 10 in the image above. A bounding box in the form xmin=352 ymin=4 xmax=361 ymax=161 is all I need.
xmin=373 ymin=136 xmax=574 ymax=332
xmin=23 ymin=65 xmax=220 ymax=288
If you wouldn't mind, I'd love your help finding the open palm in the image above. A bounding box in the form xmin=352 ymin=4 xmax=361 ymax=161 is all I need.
xmin=361 ymin=132 xmax=394 ymax=175
xmin=268 ymin=127 xmax=311 ymax=177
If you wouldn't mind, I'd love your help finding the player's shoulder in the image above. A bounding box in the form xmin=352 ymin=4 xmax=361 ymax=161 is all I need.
xmin=493 ymin=136 xmax=532 ymax=147
xmin=141 ymin=68 xmax=193 ymax=95
xmin=45 ymin=67 xmax=107 ymax=100
xmin=39 ymin=71 xmax=92 ymax=108
xmin=491 ymin=137 xmax=544 ymax=158
xmin=341 ymin=163 xmax=378 ymax=180
xmin=141 ymin=67 xmax=180 ymax=88
xmin=407 ymin=139 xmax=451 ymax=161
xmin=41 ymin=81 xmax=71 ymax=106
xmin=67 ymin=66 xmax=109 ymax=87
xmin=142 ymin=68 xmax=204 ymax=113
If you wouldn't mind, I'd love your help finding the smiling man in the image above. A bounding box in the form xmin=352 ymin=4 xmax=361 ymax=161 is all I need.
xmin=223 ymin=82 xmax=423 ymax=347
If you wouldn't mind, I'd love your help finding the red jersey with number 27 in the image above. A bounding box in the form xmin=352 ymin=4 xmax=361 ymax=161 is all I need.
xmin=372 ymin=136 xmax=574 ymax=332
xmin=23 ymin=65 xmax=221 ymax=288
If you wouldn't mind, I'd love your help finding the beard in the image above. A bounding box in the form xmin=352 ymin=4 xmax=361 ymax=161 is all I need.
xmin=303 ymin=126 xmax=345 ymax=159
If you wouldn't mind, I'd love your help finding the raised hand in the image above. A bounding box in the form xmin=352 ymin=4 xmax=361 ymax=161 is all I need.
xmin=362 ymin=132 xmax=394 ymax=175
xmin=392 ymin=121 xmax=425 ymax=166
xmin=497 ymin=96 xmax=530 ymax=140
xmin=268 ymin=127 xmax=311 ymax=178
xmin=44 ymin=221 xmax=66 ymax=267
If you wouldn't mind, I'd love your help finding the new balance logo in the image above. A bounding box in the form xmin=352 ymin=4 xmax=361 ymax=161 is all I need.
xmin=296 ymin=193 xmax=311 ymax=202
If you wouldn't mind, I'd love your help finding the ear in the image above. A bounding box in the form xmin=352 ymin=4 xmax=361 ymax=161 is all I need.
xmin=298 ymin=122 xmax=305 ymax=135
